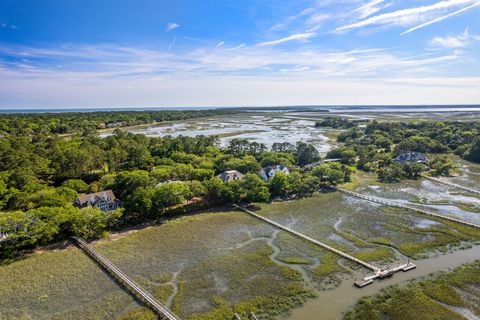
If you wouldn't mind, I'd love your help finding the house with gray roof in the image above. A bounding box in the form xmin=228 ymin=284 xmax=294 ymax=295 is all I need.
xmin=393 ymin=152 xmax=428 ymax=165
xmin=218 ymin=170 xmax=244 ymax=182
xmin=73 ymin=190 xmax=122 ymax=213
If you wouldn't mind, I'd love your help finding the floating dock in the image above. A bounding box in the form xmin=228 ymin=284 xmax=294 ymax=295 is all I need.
xmin=355 ymin=261 xmax=416 ymax=288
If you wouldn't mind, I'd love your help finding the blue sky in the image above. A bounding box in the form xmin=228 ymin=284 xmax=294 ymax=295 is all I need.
xmin=1 ymin=0 xmax=480 ymax=108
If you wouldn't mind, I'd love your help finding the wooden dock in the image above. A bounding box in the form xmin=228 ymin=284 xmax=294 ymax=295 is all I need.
xmin=355 ymin=260 xmax=416 ymax=288
xmin=234 ymin=205 xmax=380 ymax=272
xmin=337 ymin=188 xmax=480 ymax=229
xmin=422 ymin=175 xmax=480 ymax=196
xmin=72 ymin=236 xmax=181 ymax=320
xmin=234 ymin=205 xmax=418 ymax=287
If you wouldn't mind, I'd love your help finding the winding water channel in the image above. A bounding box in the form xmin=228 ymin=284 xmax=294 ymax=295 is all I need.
xmin=283 ymin=245 xmax=480 ymax=319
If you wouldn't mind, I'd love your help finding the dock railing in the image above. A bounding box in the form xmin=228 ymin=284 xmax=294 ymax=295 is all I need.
xmin=422 ymin=175 xmax=480 ymax=196
xmin=336 ymin=188 xmax=480 ymax=230
xmin=72 ymin=236 xmax=181 ymax=320
xmin=234 ymin=205 xmax=380 ymax=272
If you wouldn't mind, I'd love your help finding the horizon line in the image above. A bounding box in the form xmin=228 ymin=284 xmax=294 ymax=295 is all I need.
xmin=1 ymin=104 xmax=480 ymax=111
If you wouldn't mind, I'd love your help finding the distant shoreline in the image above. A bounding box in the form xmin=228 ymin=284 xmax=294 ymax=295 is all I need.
xmin=1 ymin=104 xmax=480 ymax=114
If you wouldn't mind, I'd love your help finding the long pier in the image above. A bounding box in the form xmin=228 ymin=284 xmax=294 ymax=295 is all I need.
xmin=422 ymin=175 xmax=480 ymax=196
xmin=72 ymin=236 xmax=181 ymax=320
xmin=337 ymin=188 xmax=480 ymax=229
xmin=233 ymin=205 xmax=380 ymax=272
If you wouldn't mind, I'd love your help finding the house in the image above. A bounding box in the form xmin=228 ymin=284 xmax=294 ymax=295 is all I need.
xmin=259 ymin=165 xmax=289 ymax=181
xmin=393 ymin=152 xmax=428 ymax=165
xmin=218 ymin=170 xmax=244 ymax=182
xmin=73 ymin=190 xmax=122 ymax=213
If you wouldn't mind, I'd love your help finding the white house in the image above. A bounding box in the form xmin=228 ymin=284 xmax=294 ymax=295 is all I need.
xmin=218 ymin=170 xmax=244 ymax=182
xmin=259 ymin=165 xmax=289 ymax=181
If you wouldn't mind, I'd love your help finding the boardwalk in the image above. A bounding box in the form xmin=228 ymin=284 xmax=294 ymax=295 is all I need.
xmin=72 ymin=237 xmax=182 ymax=320
xmin=233 ymin=312 xmax=260 ymax=320
xmin=337 ymin=188 xmax=480 ymax=230
xmin=423 ymin=175 xmax=480 ymax=196
xmin=233 ymin=204 xmax=380 ymax=272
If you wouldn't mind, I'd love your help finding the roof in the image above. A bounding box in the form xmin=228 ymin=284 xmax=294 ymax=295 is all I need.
xmin=394 ymin=152 xmax=428 ymax=163
xmin=224 ymin=170 xmax=241 ymax=174
xmin=262 ymin=164 xmax=288 ymax=173
xmin=75 ymin=190 xmax=119 ymax=206
xmin=218 ymin=170 xmax=244 ymax=181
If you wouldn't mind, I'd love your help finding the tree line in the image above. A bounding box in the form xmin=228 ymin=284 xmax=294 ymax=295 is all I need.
xmin=0 ymin=109 xmax=237 ymax=136
xmin=320 ymin=118 xmax=480 ymax=182
xmin=0 ymin=124 xmax=349 ymax=258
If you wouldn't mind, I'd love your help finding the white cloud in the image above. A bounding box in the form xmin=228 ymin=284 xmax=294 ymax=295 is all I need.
xmin=215 ymin=41 xmax=225 ymax=49
xmin=270 ymin=7 xmax=316 ymax=31
xmin=0 ymin=42 xmax=477 ymax=108
xmin=305 ymin=13 xmax=330 ymax=26
xmin=168 ymin=37 xmax=176 ymax=51
xmin=225 ymin=43 xmax=245 ymax=51
xmin=430 ymin=29 xmax=474 ymax=48
xmin=354 ymin=0 xmax=390 ymax=19
xmin=0 ymin=42 xmax=466 ymax=79
xmin=3 ymin=74 xmax=480 ymax=108
xmin=165 ymin=22 xmax=180 ymax=32
xmin=256 ymin=32 xmax=316 ymax=47
xmin=337 ymin=0 xmax=479 ymax=33
xmin=401 ymin=1 xmax=480 ymax=35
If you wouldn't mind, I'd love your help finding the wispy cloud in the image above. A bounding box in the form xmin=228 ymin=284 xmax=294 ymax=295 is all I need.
xmin=270 ymin=7 xmax=316 ymax=31
xmin=225 ymin=43 xmax=245 ymax=51
xmin=401 ymin=1 xmax=480 ymax=35
xmin=305 ymin=13 xmax=330 ymax=26
xmin=430 ymin=28 xmax=480 ymax=48
xmin=165 ymin=22 xmax=180 ymax=32
xmin=1 ymin=23 xmax=18 ymax=29
xmin=0 ymin=42 xmax=466 ymax=81
xmin=168 ymin=37 xmax=176 ymax=51
xmin=215 ymin=41 xmax=225 ymax=49
xmin=354 ymin=0 xmax=390 ymax=19
xmin=0 ymin=42 xmax=477 ymax=107
xmin=256 ymin=32 xmax=316 ymax=47
xmin=337 ymin=0 xmax=479 ymax=33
